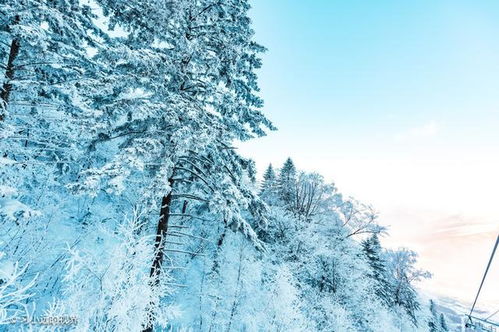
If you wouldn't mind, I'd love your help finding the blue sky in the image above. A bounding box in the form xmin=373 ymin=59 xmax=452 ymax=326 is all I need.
xmin=240 ymin=0 xmax=499 ymax=311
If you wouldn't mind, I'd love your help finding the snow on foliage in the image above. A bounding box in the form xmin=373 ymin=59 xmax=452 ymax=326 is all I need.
xmin=0 ymin=0 xmax=445 ymax=331
xmin=0 ymin=252 xmax=35 ymax=325
xmin=62 ymin=214 xmax=177 ymax=331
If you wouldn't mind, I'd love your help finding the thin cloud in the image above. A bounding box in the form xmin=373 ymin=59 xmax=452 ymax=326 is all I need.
xmin=431 ymin=218 xmax=498 ymax=239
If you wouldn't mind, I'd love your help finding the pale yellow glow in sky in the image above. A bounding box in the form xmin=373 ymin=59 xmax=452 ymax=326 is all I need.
xmin=240 ymin=138 xmax=499 ymax=315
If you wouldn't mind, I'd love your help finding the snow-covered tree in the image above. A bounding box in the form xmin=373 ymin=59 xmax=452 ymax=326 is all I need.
xmin=385 ymin=248 xmax=431 ymax=324
xmin=439 ymin=313 xmax=449 ymax=331
xmin=0 ymin=1 xmax=111 ymax=325
xmin=428 ymin=300 xmax=439 ymax=332
xmin=62 ymin=213 xmax=176 ymax=331
xmin=337 ymin=199 xmax=387 ymax=238
xmin=260 ymin=163 xmax=279 ymax=202
xmin=362 ymin=234 xmax=393 ymax=307
xmin=278 ymin=157 xmax=297 ymax=203
xmin=0 ymin=252 xmax=34 ymax=325
xmin=292 ymin=172 xmax=337 ymax=221
xmin=74 ymin=1 xmax=273 ymax=330
xmin=428 ymin=300 xmax=450 ymax=332
xmin=1 ymin=0 xmax=273 ymax=330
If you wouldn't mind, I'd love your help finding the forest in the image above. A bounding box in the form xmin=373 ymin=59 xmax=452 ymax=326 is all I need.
xmin=0 ymin=0 xmax=451 ymax=331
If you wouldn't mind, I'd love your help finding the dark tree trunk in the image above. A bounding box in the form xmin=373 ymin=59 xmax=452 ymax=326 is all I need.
xmin=210 ymin=227 xmax=227 ymax=275
xmin=150 ymin=177 xmax=175 ymax=279
xmin=1 ymin=16 xmax=21 ymax=120
xmin=143 ymin=177 xmax=174 ymax=332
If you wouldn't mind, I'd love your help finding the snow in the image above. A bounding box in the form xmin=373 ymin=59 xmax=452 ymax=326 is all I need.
xmin=0 ymin=0 xmax=446 ymax=330
xmin=0 ymin=198 xmax=40 ymax=222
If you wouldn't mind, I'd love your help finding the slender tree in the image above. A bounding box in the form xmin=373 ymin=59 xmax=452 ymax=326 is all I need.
xmin=261 ymin=164 xmax=277 ymax=193
xmin=278 ymin=157 xmax=297 ymax=204
xmin=439 ymin=313 xmax=449 ymax=331
xmin=362 ymin=234 xmax=393 ymax=307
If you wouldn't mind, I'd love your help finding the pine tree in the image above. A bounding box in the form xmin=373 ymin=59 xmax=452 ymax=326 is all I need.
xmin=0 ymin=0 xmax=111 ymax=317
xmin=278 ymin=157 xmax=297 ymax=204
xmin=362 ymin=234 xmax=392 ymax=307
xmin=260 ymin=163 xmax=280 ymax=204
xmin=428 ymin=299 xmax=438 ymax=332
xmin=427 ymin=300 xmax=449 ymax=332
xmin=0 ymin=0 xmax=106 ymax=125
xmin=1 ymin=0 xmax=273 ymax=330
xmin=84 ymin=1 xmax=273 ymax=330
xmin=439 ymin=313 xmax=449 ymax=331
xmin=261 ymin=164 xmax=276 ymax=192
xmin=0 ymin=0 xmax=108 ymax=216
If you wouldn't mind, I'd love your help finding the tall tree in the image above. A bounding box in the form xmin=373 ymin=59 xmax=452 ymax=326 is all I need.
xmin=362 ymin=234 xmax=393 ymax=307
xmin=261 ymin=164 xmax=276 ymax=192
xmin=0 ymin=0 xmax=109 ymax=305
xmin=439 ymin=313 xmax=449 ymax=331
xmin=260 ymin=163 xmax=279 ymax=204
xmin=0 ymin=13 xmax=19 ymax=117
xmin=278 ymin=157 xmax=296 ymax=204
xmin=428 ymin=299 xmax=439 ymax=332
xmin=84 ymin=1 xmax=273 ymax=330
xmin=0 ymin=0 xmax=108 ymax=206
xmin=428 ymin=300 xmax=449 ymax=332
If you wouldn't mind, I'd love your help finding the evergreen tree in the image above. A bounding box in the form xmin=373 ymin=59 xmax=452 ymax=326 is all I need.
xmin=428 ymin=299 xmax=438 ymax=332
xmin=439 ymin=313 xmax=449 ymax=331
xmin=260 ymin=163 xmax=279 ymax=204
xmin=261 ymin=163 xmax=277 ymax=192
xmin=0 ymin=0 xmax=112 ymax=320
xmin=1 ymin=0 xmax=273 ymax=330
xmin=278 ymin=157 xmax=297 ymax=204
xmin=83 ymin=1 xmax=273 ymax=330
xmin=428 ymin=300 xmax=449 ymax=332
xmin=362 ymin=234 xmax=393 ymax=307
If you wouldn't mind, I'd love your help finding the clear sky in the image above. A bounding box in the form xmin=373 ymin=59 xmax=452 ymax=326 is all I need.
xmin=239 ymin=0 xmax=499 ymax=314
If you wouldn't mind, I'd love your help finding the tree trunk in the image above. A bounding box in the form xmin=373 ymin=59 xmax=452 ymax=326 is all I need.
xmin=143 ymin=177 xmax=174 ymax=332
xmin=150 ymin=177 xmax=175 ymax=279
xmin=210 ymin=227 xmax=227 ymax=275
xmin=226 ymin=244 xmax=244 ymax=332
xmin=1 ymin=16 xmax=21 ymax=120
